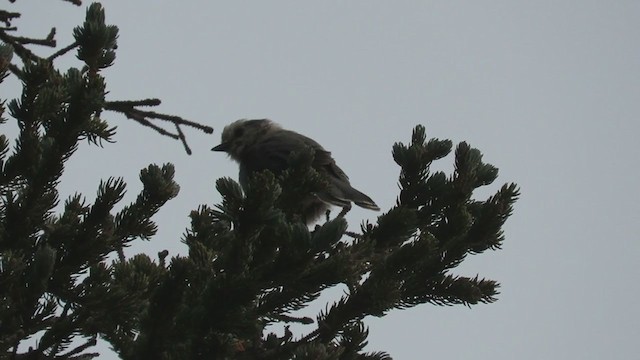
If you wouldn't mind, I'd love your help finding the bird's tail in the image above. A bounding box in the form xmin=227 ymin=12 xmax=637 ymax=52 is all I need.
xmin=348 ymin=187 xmax=380 ymax=211
xmin=320 ymin=182 xmax=380 ymax=211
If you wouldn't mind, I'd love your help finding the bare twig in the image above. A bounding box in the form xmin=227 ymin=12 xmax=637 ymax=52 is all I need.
xmin=269 ymin=313 xmax=314 ymax=324
xmin=0 ymin=31 xmax=40 ymax=63
xmin=61 ymin=336 xmax=97 ymax=357
xmin=47 ymin=41 xmax=78 ymax=61
xmin=69 ymin=353 xmax=99 ymax=360
xmin=150 ymin=110 xmax=213 ymax=133
xmin=106 ymin=98 xmax=161 ymax=107
xmin=117 ymin=247 xmax=125 ymax=262
xmin=7 ymin=62 xmax=23 ymax=78
xmin=62 ymin=0 xmax=83 ymax=6
xmin=0 ymin=10 xmax=20 ymax=27
xmin=175 ymin=123 xmax=192 ymax=154
xmin=105 ymin=99 xmax=214 ymax=154
xmin=337 ymin=205 xmax=351 ymax=219
xmin=121 ymin=110 xmax=180 ymax=139
xmin=0 ymin=27 xmax=56 ymax=64
xmin=345 ymin=231 xmax=362 ymax=239
xmin=8 ymin=33 xmax=56 ymax=47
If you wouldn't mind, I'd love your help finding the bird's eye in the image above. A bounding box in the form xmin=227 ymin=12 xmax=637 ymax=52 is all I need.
xmin=234 ymin=127 xmax=245 ymax=138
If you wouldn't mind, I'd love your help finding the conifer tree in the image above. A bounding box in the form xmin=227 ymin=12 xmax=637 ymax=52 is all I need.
xmin=0 ymin=2 xmax=519 ymax=359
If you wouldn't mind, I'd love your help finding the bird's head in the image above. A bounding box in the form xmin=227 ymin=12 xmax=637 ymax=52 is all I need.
xmin=212 ymin=119 xmax=279 ymax=161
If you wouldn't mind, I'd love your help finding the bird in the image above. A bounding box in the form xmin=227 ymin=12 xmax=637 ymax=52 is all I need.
xmin=212 ymin=119 xmax=379 ymax=223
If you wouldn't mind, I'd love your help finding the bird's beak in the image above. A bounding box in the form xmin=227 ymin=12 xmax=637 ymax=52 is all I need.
xmin=211 ymin=142 xmax=229 ymax=152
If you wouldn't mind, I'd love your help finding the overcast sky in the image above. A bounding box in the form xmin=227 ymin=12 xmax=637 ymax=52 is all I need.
xmin=5 ymin=1 xmax=640 ymax=359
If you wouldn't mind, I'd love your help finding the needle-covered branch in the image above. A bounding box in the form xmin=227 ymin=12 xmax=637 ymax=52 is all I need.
xmin=119 ymin=124 xmax=518 ymax=359
xmin=0 ymin=3 xmax=213 ymax=154
xmin=0 ymin=2 xmax=211 ymax=359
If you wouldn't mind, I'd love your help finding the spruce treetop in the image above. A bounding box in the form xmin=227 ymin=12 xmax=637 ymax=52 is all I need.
xmin=0 ymin=2 xmax=519 ymax=359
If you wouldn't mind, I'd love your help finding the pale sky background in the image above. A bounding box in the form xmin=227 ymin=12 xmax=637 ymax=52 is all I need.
xmin=3 ymin=1 xmax=640 ymax=359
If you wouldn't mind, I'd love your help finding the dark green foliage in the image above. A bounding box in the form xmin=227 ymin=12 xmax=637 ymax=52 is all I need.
xmin=74 ymin=3 xmax=119 ymax=72
xmin=0 ymin=2 xmax=519 ymax=360
xmin=0 ymin=2 xmax=183 ymax=359
xmin=115 ymin=123 xmax=517 ymax=359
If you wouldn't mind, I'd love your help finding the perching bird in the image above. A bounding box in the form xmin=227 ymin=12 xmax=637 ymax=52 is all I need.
xmin=212 ymin=119 xmax=379 ymax=223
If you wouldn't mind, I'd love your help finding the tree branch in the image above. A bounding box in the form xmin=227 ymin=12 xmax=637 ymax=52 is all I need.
xmin=105 ymin=99 xmax=214 ymax=154
xmin=0 ymin=10 xmax=21 ymax=27
xmin=62 ymin=0 xmax=83 ymax=6
xmin=47 ymin=41 xmax=78 ymax=61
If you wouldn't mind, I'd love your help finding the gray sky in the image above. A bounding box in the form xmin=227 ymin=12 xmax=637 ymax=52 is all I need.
xmin=5 ymin=1 xmax=640 ymax=359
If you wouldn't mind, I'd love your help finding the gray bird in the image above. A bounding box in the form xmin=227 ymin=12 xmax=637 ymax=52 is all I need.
xmin=212 ymin=119 xmax=379 ymax=223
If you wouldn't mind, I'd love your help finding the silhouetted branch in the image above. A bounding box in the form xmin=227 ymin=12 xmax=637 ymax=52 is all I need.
xmin=61 ymin=336 xmax=97 ymax=358
xmin=7 ymin=27 xmax=57 ymax=47
xmin=0 ymin=30 xmax=40 ymax=63
xmin=345 ymin=231 xmax=362 ymax=239
xmin=1 ymin=9 xmax=213 ymax=153
xmin=175 ymin=123 xmax=191 ymax=154
xmin=105 ymin=99 xmax=213 ymax=154
xmin=337 ymin=205 xmax=351 ymax=219
xmin=270 ymin=314 xmax=314 ymax=325
xmin=0 ymin=10 xmax=20 ymax=27
xmin=6 ymin=62 xmax=22 ymax=78
xmin=48 ymin=41 xmax=78 ymax=61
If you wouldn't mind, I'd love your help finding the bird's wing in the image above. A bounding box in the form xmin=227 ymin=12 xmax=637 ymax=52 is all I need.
xmin=312 ymin=148 xmax=350 ymax=182
xmin=240 ymin=130 xmax=351 ymax=185
xmin=283 ymin=131 xmax=351 ymax=182
xmin=240 ymin=130 xmax=379 ymax=211
xmin=241 ymin=136 xmax=293 ymax=174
